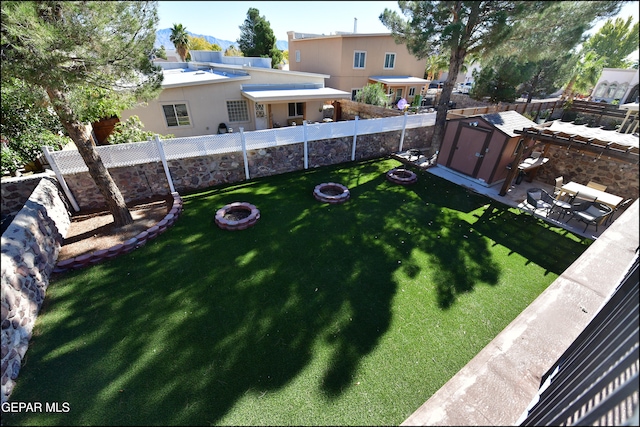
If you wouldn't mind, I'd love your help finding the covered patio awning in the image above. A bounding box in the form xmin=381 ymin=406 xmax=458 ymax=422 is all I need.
xmin=514 ymin=120 xmax=639 ymax=163
xmin=368 ymin=75 xmax=429 ymax=86
xmin=241 ymin=87 xmax=351 ymax=103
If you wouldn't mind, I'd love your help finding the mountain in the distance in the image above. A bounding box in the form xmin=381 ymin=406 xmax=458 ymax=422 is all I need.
xmin=155 ymin=28 xmax=288 ymax=52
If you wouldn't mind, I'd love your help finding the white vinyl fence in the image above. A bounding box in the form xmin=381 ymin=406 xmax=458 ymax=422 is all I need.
xmin=42 ymin=112 xmax=436 ymax=211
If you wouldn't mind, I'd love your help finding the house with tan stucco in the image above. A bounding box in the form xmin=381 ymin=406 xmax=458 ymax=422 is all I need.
xmin=287 ymin=31 xmax=428 ymax=104
xmin=119 ymin=50 xmax=351 ymax=138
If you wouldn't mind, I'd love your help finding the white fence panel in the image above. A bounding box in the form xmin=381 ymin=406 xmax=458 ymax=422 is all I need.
xmin=407 ymin=112 xmax=437 ymax=128
xmin=306 ymin=120 xmax=356 ymax=141
xmin=48 ymin=149 xmax=91 ymax=174
xmin=96 ymin=140 xmax=160 ymax=167
xmin=161 ymin=134 xmax=242 ymax=159
xmin=46 ymin=112 xmax=437 ymax=175
xmin=244 ymin=126 xmax=304 ymax=150
xmin=357 ymin=116 xmax=405 ymax=135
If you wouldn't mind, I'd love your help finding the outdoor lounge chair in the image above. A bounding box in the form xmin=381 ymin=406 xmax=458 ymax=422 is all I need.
xmin=567 ymin=201 xmax=612 ymax=232
xmin=539 ymin=189 xmax=572 ymax=219
xmin=526 ymin=188 xmax=554 ymax=215
xmin=605 ymin=198 xmax=634 ymax=225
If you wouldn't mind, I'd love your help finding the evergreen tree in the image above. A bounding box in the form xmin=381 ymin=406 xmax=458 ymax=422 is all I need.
xmin=237 ymin=8 xmax=282 ymax=68
xmin=380 ymin=1 xmax=548 ymax=156
xmin=582 ymin=16 xmax=639 ymax=68
xmin=2 ymin=1 xmax=163 ymax=226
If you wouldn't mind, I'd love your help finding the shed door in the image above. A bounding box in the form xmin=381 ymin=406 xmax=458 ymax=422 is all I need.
xmin=447 ymin=127 xmax=491 ymax=178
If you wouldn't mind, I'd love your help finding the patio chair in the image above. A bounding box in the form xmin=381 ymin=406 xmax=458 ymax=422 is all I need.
xmin=526 ymin=188 xmax=554 ymax=215
xmin=540 ymin=188 xmax=572 ymax=219
xmin=605 ymin=198 xmax=634 ymax=226
xmin=567 ymin=201 xmax=612 ymax=232
xmin=553 ymin=176 xmax=566 ymax=199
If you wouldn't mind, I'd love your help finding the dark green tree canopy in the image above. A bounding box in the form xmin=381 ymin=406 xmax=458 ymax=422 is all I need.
xmin=237 ymin=7 xmax=282 ymax=68
xmin=477 ymin=1 xmax=623 ymax=103
xmin=1 ymin=0 xmax=164 ymax=226
xmin=582 ymin=16 xmax=639 ymax=68
xmin=2 ymin=1 xmax=163 ymax=102
xmin=380 ymin=1 xmax=549 ymax=154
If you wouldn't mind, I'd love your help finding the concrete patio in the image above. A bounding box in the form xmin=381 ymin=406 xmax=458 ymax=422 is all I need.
xmin=393 ymin=150 xmax=621 ymax=240
xmin=392 ymin=150 xmax=639 ymax=426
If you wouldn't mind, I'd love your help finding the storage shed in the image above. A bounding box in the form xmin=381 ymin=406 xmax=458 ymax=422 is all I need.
xmin=437 ymin=110 xmax=538 ymax=186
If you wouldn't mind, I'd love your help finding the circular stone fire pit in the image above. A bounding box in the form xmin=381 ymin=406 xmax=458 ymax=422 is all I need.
xmin=313 ymin=182 xmax=350 ymax=204
xmin=215 ymin=202 xmax=260 ymax=230
xmin=386 ymin=168 xmax=418 ymax=185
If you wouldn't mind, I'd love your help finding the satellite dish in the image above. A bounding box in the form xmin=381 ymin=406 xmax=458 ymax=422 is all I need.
xmin=397 ymin=98 xmax=408 ymax=110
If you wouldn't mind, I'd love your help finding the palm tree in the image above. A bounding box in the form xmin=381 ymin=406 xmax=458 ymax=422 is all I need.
xmin=424 ymin=52 xmax=449 ymax=81
xmin=170 ymin=23 xmax=189 ymax=62
xmin=562 ymin=51 xmax=605 ymax=100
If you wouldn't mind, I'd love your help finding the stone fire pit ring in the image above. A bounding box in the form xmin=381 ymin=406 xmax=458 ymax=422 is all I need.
xmin=313 ymin=182 xmax=350 ymax=204
xmin=215 ymin=202 xmax=260 ymax=230
xmin=386 ymin=168 xmax=418 ymax=185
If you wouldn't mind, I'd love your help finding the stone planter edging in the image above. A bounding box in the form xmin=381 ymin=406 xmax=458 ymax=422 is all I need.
xmin=215 ymin=202 xmax=260 ymax=231
xmin=313 ymin=183 xmax=351 ymax=204
xmin=52 ymin=192 xmax=183 ymax=274
xmin=386 ymin=168 xmax=418 ymax=185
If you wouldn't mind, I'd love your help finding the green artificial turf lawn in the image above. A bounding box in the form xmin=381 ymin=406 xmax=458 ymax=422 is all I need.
xmin=4 ymin=158 xmax=591 ymax=426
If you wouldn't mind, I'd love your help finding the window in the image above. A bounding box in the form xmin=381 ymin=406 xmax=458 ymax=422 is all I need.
xmin=395 ymin=88 xmax=403 ymax=99
xmin=255 ymin=103 xmax=265 ymax=118
xmin=162 ymin=103 xmax=191 ymax=127
xmin=354 ymin=51 xmax=366 ymax=68
xmin=606 ymin=83 xmax=618 ymax=98
xmin=295 ymin=50 xmax=300 ymax=62
xmin=614 ymin=83 xmax=628 ymax=100
xmin=226 ymin=100 xmax=249 ymax=122
xmin=593 ymin=83 xmax=608 ymax=98
xmin=351 ymin=89 xmax=360 ymax=101
xmin=288 ymin=102 xmax=304 ymax=117
xmin=384 ymin=53 xmax=395 ymax=69
xmin=409 ymin=87 xmax=416 ymax=97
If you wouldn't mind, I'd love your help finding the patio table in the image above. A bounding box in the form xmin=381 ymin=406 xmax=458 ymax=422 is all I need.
xmin=560 ymin=181 xmax=623 ymax=210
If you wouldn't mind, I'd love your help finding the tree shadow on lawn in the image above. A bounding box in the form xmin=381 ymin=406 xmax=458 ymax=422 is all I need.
xmin=471 ymin=201 xmax=591 ymax=275
xmin=4 ymin=158 xmax=579 ymax=426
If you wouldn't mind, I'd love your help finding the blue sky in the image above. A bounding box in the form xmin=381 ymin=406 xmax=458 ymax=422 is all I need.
xmin=157 ymin=1 xmax=639 ymax=42
xmin=157 ymin=1 xmax=402 ymax=41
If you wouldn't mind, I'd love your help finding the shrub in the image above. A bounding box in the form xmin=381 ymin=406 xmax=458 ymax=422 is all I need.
xmin=354 ymin=83 xmax=390 ymax=108
xmin=107 ymin=116 xmax=174 ymax=144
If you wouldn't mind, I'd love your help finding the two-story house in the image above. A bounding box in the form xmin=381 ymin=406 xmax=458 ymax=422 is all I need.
xmin=119 ymin=50 xmax=351 ymax=138
xmin=287 ymin=31 xmax=428 ymax=104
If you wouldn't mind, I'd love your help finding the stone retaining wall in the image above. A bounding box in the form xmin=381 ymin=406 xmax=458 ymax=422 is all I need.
xmin=1 ymin=178 xmax=71 ymax=404
xmin=1 ymin=171 xmax=57 ymax=216
xmin=61 ymin=130 xmax=432 ymax=210
xmin=533 ymin=145 xmax=639 ymax=203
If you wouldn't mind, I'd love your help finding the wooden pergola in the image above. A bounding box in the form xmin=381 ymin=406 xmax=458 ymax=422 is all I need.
xmin=499 ymin=121 xmax=639 ymax=196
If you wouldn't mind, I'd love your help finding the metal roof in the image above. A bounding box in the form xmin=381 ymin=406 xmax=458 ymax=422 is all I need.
xmin=160 ymin=69 xmax=250 ymax=89
xmin=480 ymin=110 xmax=538 ymax=137
xmin=241 ymin=87 xmax=351 ymax=102
xmin=368 ymin=75 xmax=429 ymax=86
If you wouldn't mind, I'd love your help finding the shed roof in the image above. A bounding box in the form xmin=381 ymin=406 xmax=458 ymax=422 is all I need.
xmin=479 ymin=111 xmax=538 ymax=138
